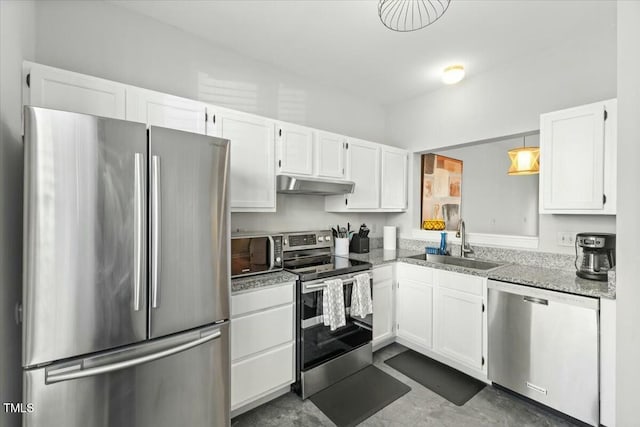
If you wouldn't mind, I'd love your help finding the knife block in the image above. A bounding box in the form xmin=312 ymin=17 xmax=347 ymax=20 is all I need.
xmin=349 ymin=236 xmax=370 ymax=253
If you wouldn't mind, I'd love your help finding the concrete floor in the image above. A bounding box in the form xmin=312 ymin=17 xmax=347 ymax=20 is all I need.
xmin=232 ymin=343 xmax=580 ymax=427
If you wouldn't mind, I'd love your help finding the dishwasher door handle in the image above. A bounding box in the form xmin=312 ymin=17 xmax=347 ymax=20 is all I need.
xmin=523 ymin=296 xmax=548 ymax=305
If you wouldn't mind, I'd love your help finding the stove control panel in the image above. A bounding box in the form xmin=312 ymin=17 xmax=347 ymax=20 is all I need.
xmin=282 ymin=230 xmax=332 ymax=251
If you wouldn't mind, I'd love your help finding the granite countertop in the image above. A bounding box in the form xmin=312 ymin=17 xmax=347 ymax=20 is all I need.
xmin=488 ymin=264 xmax=616 ymax=299
xmin=347 ymin=249 xmax=424 ymax=266
xmin=231 ymin=270 xmax=298 ymax=294
xmin=230 ymin=249 xmax=616 ymax=300
xmin=350 ymin=248 xmax=615 ymax=299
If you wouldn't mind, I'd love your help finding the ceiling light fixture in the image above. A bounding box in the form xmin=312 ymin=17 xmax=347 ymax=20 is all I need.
xmin=508 ymin=135 xmax=540 ymax=175
xmin=442 ymin=65 xmax=465 ymax=84
xmin=378 ymin=0 xmax=451 ymax=32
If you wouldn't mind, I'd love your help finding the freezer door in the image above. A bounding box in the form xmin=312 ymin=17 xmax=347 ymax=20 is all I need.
xmin=23 ymin=323 xmax=230 ymax=427
xmin=23 ymin=107 xmax=147 ymax=367
xmin=149 ymin=127 xmax=230 ymax=338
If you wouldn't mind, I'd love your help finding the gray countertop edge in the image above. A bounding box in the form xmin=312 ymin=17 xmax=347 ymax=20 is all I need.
xmin=231 ymin=270 xmax=298 ymax=294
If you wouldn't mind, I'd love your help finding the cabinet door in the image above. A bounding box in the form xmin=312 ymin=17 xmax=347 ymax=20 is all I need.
xmin=346 ymin=139 xmax=380 ymax=209
xmin=231 ymin=342 xmax=294 ymax=410
xmin=373 ymin=279 xmax=394 ymax=346
xmin=316 ymin=131 xmax=346 ymax=179
xmin=396 ymin=279 xmax=432 ymax=349
xmin=218 ymin=111 xmax=276 ymax=211
xmin=277 ymin=123 xmax=314 ymax=175
xmin=540 ymin=102 xmax=606 ymax=211
xmin=381 ymin=147 xmax=408 ymax=209
xmin=27 ymin=63 xmax=125 ymax=119
xmin=126 ymin=88 xmax=207 ymax=134
xmin=434 ymin=287 xmax=483 ymax=370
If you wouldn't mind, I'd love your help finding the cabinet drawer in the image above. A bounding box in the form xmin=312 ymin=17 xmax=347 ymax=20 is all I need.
xmin=231 ymin=342 xmax=294 ymax=409
xmin=231 ymin=304 xmax=294 ymax=360
xmin=397 ymin=263 xmax=433 ymax=284
xmin=373 ymin=264 xmax=393 ymax=282
xmin=231 ymin=283 xmax=294 ymax=316
xmin=437 ymin=270 xmax=484 ymax=296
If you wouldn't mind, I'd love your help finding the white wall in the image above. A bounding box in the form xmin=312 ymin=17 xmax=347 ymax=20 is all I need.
xmin=385 ymin=23 xmax=617 ymax=254
xmin=33 ymin=1 xmax=385 ymax=143
xmin=434 ymin=135 xmax=539 ymax=236
xmin=32 ymin=0 xmax=390 ymax=236
xmin=0 ymin=2 xmax=35 ymax=426
xmin=616 ymin=1 xmax=640 ymax=425
xmin=232 ymin=194 xmax=388 ymax=237
xmin=385 ymin=27 xmax=616 ymax=151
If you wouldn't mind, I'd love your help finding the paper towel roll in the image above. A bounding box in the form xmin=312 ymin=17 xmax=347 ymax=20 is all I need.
xmin=383 ymin=226 xmax=397 ymax=250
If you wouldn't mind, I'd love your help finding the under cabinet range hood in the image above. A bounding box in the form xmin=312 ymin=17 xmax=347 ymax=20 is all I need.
xmin=276 ymin=174 xmax=355 ymax=195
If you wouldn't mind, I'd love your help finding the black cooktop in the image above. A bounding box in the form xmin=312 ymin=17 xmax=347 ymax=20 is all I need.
xmin=284 ymin=255 xmax=372 ymax=282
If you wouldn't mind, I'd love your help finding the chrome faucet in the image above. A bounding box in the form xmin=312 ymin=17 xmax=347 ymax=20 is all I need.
xmin=456 ymin=220 xmax=474 ymax=258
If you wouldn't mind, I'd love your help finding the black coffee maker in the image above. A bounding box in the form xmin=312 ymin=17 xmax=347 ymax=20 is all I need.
xmin=575 ymin=233 xmax=616 ymax=281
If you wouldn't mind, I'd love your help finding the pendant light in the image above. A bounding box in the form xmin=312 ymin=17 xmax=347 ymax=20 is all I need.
xmin=508 ymin=135 xmax=540 ymax=175
xmin=378 ymin=0 xmax=451 ymax=32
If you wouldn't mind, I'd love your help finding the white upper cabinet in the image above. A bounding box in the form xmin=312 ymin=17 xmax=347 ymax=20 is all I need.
xmin=325 ymin=138 xmax=408 ymax=212
xmin=213 ymin=109 xmax=276 ymax=212
xmin=25 ymin=62 xmax=125 ymax=119
xmin=381 ymin=146 xmax=408 ymax=210
xmin=276 ymin=122 xmax=314 ymax=176
xmin=539 ymin=99 xmax=617 ymax=214
xmin=316 ymin=131 xmax=346 ymax=179
xmin=345 ymin=139 xmax=381 ymax=209
xmin=125 ymin=87 xmax=207 ymax=134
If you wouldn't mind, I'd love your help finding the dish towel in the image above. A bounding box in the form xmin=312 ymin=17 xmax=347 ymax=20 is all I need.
xmin=350 ymin=273 xmax=373 ymax=319
xmin=322 ymin=279 xmax=346 ymax=331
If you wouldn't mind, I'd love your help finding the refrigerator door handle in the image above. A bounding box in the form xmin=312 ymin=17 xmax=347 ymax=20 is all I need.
xmin=151 ymin=155 xmax=161 ymax=309
xmin=46 ymin=329 xmax=222 ymax=384
xmin=133 ymin=152 xmax=144 ymax=311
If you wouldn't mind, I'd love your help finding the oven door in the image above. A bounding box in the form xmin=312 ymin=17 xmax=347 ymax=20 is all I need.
xmin=231 ymin=236 xmax=278 ymax=277
xmin=300 ymin=274 xmax=373 ymax=372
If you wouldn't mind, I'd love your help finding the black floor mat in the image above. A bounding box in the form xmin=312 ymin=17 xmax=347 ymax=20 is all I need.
xmin=309 ymin=365 xmax=411 ymax=427
xmin=384 ymin=350 xmax=485 ymax=406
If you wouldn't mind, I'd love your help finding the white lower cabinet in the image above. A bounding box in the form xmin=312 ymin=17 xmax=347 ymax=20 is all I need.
xmin=395 ymin=263 xmax=487 ymax=379
xmin=395 ymin=263 xmax=433 ymax=350
xmin=433 ymin=286 xmax=484 ymax=371
xmin=372 ymin=265 xmax=395 ymax=349
xmin=230 ymin=283 xmax=295 ymax=413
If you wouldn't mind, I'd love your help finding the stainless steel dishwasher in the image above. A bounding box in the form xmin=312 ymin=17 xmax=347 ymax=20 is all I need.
xmin=487 ymin=280 xmax=599 ymax=426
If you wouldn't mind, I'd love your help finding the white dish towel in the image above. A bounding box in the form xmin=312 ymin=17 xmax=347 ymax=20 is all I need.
xmin=322 ymin=279 xmax=346 ymax=331
xmin=350 ymin=273 xmax=373 ymax=318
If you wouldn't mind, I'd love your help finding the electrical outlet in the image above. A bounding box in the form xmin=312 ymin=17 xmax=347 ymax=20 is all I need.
xmin=556 ymin=232 xmax=576 ymax=247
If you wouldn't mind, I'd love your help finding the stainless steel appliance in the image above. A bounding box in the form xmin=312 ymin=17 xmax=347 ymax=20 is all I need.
xmin=22 ymin=106 xmax=231 ymax=427
xmin=575 ymin=232 xmax=616 ymax=281
xmin=231 ymin=232 xmax=284 ymax=278
xmin=282 ymin=230 xmax=373 ymax=399
xmin=276 ymin=174 xmax=355 ymax=195
xmin=488 ymin=280 xmax=599 ymax=426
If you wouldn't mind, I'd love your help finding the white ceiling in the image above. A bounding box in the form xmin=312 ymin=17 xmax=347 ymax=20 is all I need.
xmin=112 ymin=0 xmax=616 ymax=105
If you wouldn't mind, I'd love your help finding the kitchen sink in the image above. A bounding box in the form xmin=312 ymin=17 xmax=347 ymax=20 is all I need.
xmin=407 ymin=254 xmax=504 ymax=271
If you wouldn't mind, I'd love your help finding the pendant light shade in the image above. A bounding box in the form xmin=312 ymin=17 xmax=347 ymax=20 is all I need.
xmin=508 ymin=136 xmax=540 ymax=175
xmin=378 ymin=0 xmax=451 ymax=32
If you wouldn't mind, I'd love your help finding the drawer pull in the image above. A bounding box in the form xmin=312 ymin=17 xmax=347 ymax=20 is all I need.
xmin=526 ymin=381 xmax=548 ymax=395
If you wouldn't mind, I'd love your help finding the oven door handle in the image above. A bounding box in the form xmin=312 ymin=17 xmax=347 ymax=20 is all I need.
xmin=305 ymin=274 xmax=371 ymax=290
xmin=352 ymin=319 xmax=372 ymax=331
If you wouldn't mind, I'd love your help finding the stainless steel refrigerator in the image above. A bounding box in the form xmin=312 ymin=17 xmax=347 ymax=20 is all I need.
xmin=21 ymin=106 xmax=231 ymax=427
